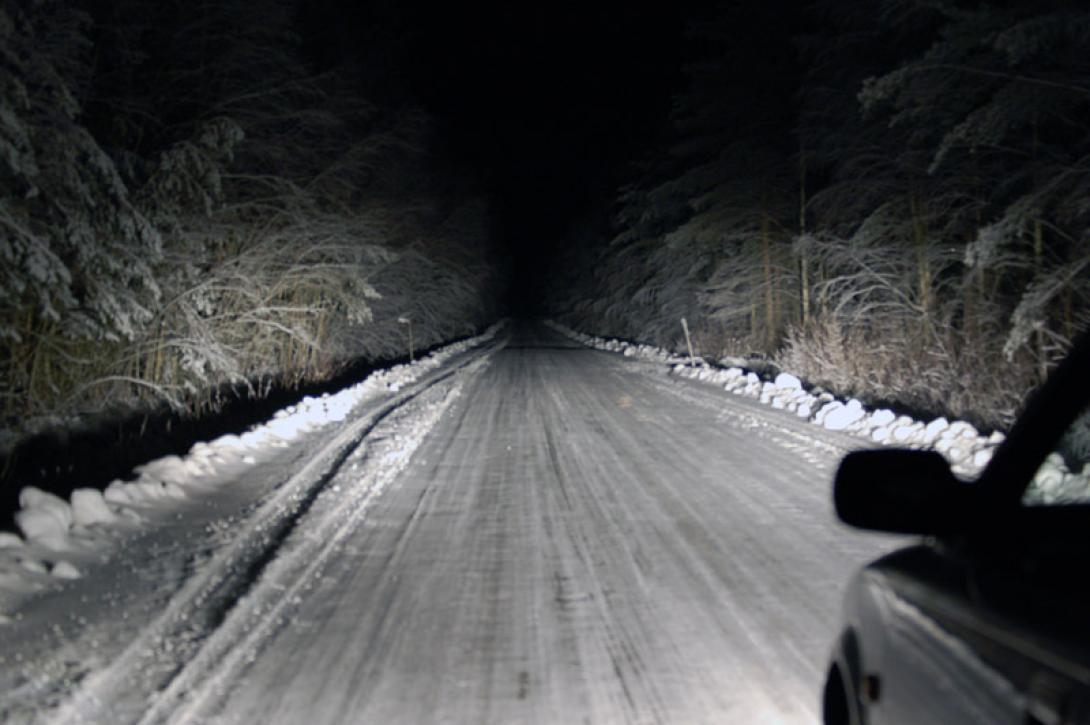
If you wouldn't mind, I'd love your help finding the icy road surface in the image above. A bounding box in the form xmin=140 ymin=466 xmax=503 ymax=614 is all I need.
xmin=3 ymin=324 xmax=897 ymax=723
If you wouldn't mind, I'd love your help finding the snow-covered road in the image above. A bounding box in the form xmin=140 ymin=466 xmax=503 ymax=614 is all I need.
xmin=3 ymin=323 xmax=898 ymax=723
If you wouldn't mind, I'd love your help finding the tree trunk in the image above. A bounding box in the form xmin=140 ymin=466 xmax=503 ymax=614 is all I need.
xmin=1030 ymin=118 xmax=1049 ymax=383
xmin=1033 ymin=218 xmax=1048 ymax=383
xmin=750 ymin=298 xmax=759 ymax=349
xmin=800 ymin=251 xmax=811 ymax=328
xmin=910 ymin=194 xmax=933 ymax=325
xmin=761 ymin=212 xmax=775 ymax=351
xmin=799 ymin=147 xmax=811 ymax=327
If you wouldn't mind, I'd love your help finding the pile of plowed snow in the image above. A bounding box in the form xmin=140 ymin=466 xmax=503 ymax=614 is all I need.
xmin=547 ymin=321 xmax=1005 ymax=478
xmin=0 ymin=324 xmax=502 ymax=600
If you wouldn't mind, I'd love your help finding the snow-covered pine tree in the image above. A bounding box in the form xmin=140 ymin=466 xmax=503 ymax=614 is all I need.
xmin=1 ymin=0 xmax=500 ymax=441
xmin=1 ymin=0 xmax=162 ymax=421
xmin=862 ymin=0 xmax=1090 ymax=384
xmin=582 ymin=4 xmax=802 ymax=356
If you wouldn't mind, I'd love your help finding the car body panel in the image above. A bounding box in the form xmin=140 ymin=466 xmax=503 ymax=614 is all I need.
xmin=838 ymin=539 xmax=1090 ymax=724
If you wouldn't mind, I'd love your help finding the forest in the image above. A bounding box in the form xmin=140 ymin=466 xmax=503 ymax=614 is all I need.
xmin=2 ymin=0 xmax=1089 ymax=459
xmin=548 ymin=1 xmax=1090 ymax=430
xmin=0 ymin=0 xmax=502 ymax=452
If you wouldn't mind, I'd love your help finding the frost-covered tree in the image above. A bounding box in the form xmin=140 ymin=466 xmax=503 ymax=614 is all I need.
xmin=566 ymin=5 xmax=803 ymax=356
xmin=0 ymin=0 xmax=500 ymax=440
xmin=1 ymin=1 xmax=162 ymax=419
xmin=861 ymin=0 xmax=1090 ymax=379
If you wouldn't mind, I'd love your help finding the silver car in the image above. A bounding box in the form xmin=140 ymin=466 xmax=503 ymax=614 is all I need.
xmin=824 ymin=335 xmax=1090 ymax=724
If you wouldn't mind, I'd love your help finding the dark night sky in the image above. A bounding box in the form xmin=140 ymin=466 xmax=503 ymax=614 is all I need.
xmin=300 ymin=1 xmax=699 ymax=309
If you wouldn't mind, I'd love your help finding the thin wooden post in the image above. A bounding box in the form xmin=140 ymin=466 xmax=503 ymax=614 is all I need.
xmin=399 ymin=316 xmax=414 ymax=362
xmin=681 ymin=318 xmax=696 ymax=368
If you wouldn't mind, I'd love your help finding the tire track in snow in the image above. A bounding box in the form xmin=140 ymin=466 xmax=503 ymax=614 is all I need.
xmin=140 ymin=353 xmax=494 ymax=725
xmin=47 ymin=345 xmax=499 ymax=725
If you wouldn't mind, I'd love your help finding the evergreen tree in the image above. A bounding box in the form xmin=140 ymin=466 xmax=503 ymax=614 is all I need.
xmin=862 ymin=0 xmax=1090 ymax=382
xmin=1 ymin=1 xmax=162 ymax=414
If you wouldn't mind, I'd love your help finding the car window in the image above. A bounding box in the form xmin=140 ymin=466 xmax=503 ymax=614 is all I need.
xmin=1023 ymin=403 xmax=1090 ymax=505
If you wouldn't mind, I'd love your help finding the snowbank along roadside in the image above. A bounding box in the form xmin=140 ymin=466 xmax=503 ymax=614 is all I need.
xmin=0 ymin=323 xmax=504 ymax=609
xmin=546 ymin=320 xmax=1084 ymax=503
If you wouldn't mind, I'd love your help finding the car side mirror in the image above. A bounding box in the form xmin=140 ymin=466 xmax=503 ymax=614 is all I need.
xmin=834 ymin=449 xmax=975 ymax=535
